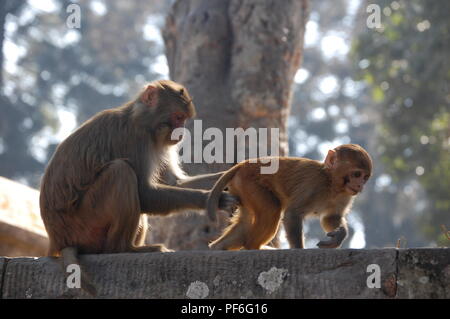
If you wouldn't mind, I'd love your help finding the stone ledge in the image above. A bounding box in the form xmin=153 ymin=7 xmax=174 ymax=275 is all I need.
xmin=0 ymin=176 xmax=48 ymax=257
xmin=0 ymin=248 xmax=448 ymax=299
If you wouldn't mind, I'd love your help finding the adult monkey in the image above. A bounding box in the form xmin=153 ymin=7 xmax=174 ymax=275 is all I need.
xmin=40 ymin=80 xmax=237 ymax=294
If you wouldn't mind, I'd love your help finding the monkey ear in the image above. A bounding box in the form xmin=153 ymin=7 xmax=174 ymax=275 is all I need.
xmin=324 ymin=149 xmax=337 ymax=168
xmin=141 ymin=84 xmax=159 ymax=107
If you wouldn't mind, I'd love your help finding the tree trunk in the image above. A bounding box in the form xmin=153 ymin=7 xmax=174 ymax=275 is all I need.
xmin=147 ymin=0 xmax=309 ymax=250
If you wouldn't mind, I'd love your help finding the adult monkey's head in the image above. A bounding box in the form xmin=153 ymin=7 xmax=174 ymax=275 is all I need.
xmin=132 ymin=80 xmax=196 ymax=145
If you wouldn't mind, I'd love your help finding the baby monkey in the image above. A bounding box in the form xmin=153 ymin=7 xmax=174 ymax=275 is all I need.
xmin=207 ymin=144 xmax=372 ymax=250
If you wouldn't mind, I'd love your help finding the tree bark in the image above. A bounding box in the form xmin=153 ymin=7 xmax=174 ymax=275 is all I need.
xmin=147 ymin=0 xmax=309 ymax=250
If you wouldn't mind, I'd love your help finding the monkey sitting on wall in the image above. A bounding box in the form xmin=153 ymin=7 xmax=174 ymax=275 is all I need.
xmin=40 ymin=80 xmax=238 ymax=294
xmin=206 ymin=144 xmax=372 ymax=250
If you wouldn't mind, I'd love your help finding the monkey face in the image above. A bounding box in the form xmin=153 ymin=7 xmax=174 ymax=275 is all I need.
xmin=342 ymin=168 xmax=370 ymax=196
xmin=162 ymin=111 xmax=189 ymax=145
xmin=170 ymin=112 xmax=188 ymax=128
xmin=330 ymin=160 xmax=371 ymax=196
xmin=160 ymin=101 xmax=195 ymax=145
xmin=136 ymin=80 xmax=196 ymax=146
xmin=325 ymin=144 xmax=372 ymax=196
xmin=160 ymin=81 xmax=195 ymax=144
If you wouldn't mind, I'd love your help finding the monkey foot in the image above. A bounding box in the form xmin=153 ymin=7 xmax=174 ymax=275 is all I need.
xmin=132 ymin=244 xmax=174 ymax=253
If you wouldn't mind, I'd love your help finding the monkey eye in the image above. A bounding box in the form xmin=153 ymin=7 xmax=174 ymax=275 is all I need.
xmin=353 ymin=171 xmax=362 ymax=178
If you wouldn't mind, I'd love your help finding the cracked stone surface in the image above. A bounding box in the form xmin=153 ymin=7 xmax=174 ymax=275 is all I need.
xmin=396 ymin=248 xmax=450 ymax=299
xmin=0 ymin=249 xmax=448 ymax=299
xmin=0 ymin=249 xmax=392 ymax=298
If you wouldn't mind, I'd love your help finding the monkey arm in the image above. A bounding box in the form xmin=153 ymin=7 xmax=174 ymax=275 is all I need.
xmin=176 ymin=171 xmax=225 ymax=190
xmin=317 ymin=214 xmax=348 ymax=248
xmin=139 ymin=183 xmax=237 ymax=215
xmin=139 ymin=184 xmax=208 ymax=213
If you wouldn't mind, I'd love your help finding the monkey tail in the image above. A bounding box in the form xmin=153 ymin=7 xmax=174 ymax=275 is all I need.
xmin=206 ymin=165 xmax=241 ymax=222
xmin=61 ymin=247 xmax=97 ymax=296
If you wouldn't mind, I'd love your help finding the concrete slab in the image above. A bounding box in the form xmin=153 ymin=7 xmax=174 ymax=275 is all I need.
xmin=0 ymin=257 xmax=6 ymax=296
xmin=2 ymin=249 xmax=398 ymax=299
xmin=397 ymin=248 xmax=450 ymax=299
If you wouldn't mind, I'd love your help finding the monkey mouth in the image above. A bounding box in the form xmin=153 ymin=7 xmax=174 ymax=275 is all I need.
xmin=346 ymin=186 xmax=359 ymax=195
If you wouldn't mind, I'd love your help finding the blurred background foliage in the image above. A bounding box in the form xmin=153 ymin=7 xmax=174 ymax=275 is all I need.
xmin=0 ymin=0 xmax=448 ymax=247
xmin=0 ymin=0 xmax=171 ymax=185
xmin=352 ymin=0 xmax=450 ymax=246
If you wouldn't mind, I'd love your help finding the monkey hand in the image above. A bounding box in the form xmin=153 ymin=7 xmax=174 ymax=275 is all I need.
xmin=218 ymin=192 xmax=240 ymax=212
xmin=317 ymin=226 xmax=347 ymax=249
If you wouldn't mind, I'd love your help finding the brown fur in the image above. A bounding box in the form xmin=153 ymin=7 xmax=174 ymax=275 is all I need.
xmin=207 ymin=144 xmax=372 ymax=250
xmin=40 ymin=80 xmax=237 ymax=294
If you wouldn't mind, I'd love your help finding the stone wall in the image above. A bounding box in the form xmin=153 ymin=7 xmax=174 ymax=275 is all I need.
xmin=1 ymin=248 xmax=448 ymax=299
